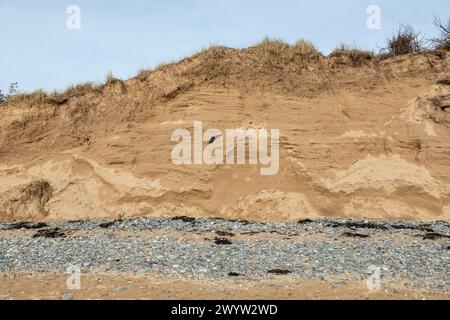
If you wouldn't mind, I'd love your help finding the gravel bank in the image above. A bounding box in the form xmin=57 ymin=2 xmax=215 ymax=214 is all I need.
xmin=0 ymin=217 xmax=449 ymax=292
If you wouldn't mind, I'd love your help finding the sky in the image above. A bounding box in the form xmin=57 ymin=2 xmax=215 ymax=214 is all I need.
xmin=0 ymin=0 xmax=449 ymax=93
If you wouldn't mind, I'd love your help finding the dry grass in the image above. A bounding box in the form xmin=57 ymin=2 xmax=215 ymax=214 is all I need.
xmin=47 ymin=82 xmax=101 ymax=104
xmin=1 ymin=24 xmax=440 ymax=109
xmin=5 ymin=81 xmax=101 ymax=106
xmin=253 ymin=37 xmax=321 ymax=65
xmin=135 ymin=45 xmax=232 ymax=85
xmin=292 ymin=39 xmax=321 ymax=58
xmin=105 ymin=71 xmax=121 ymax=84
xmin=135 ymin=68 xmax=153 ymax=81
xmin=7 ymin=89 xmax=48 ymax=105
xmin=134 ymin=58 xmax=182 ymax=81
xmin=255 ymin=37 xmax=290 ymax=56
xmin=195 ymin=45 xmax=230 ymax=62
xmin=329 ymin=44 xmax=375 ymax=66
xmin=135 ymin=63 xmax=172 ymax=81
xmin=62 ymin=82 xmax=99 ymax=97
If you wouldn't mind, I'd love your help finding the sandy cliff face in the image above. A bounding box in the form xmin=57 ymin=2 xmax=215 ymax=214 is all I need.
xmin=0 ymin=47 xmax=449 ymax=222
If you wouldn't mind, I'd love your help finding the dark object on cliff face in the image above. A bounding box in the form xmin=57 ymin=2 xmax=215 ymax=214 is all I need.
xmin=207 ymin=135 xmax=222 ymax=145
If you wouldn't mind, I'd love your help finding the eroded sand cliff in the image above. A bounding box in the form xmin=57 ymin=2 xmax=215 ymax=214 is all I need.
xmin=1 ymin=46 xmax=449 ymax=221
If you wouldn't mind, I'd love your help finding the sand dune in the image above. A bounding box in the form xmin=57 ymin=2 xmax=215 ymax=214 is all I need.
xmin=1 ymin=47 xmax=449 ymax=222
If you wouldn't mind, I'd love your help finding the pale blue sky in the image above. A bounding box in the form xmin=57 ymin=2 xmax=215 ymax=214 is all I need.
xmin=1 ymin=0 xmax=449 ymax=92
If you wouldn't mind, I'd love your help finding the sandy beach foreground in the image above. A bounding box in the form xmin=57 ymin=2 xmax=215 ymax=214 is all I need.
xmin=1 ymin=272 xmax=448 ymax=300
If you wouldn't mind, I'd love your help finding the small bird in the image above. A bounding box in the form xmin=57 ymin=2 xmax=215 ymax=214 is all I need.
xmin=207 ymin=134 xmax=222 ymax=145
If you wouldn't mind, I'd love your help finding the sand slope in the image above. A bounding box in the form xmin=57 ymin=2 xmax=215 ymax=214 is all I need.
xmin=1 ymin=47 xmax=449 ymax=221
